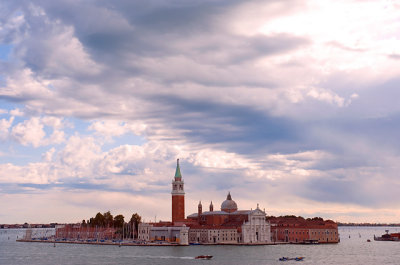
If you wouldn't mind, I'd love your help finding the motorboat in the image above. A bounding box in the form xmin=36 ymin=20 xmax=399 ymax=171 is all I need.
xmin=195 ymin=255 xmax=213 ymax=260
xmin=279 ymin=257 xmax=304 ymax=261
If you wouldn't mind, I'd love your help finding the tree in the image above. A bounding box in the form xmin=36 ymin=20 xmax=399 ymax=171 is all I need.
xmin=129 ymin=213 xmax=142 ymax=239
xmin=103 ymin=211 xmax=114 ymax=227
xmin=93 ymin=212 xmax=105 ymax=227
xmin=113 ymin=214 xmax=125 ymax=228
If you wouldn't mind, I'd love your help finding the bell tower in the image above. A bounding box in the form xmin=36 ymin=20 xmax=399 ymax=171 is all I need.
xmin=171 ymin=159 xmax=185 ymax=223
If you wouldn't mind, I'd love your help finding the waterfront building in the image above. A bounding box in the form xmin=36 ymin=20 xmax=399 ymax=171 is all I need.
xmin=187 ymin=194 xmax=271 ymax=244
xmin=269 ymin=216 xmax=339 ymax=243
xmin=137 ymin=222 xmax=189 ymax=245
xmin=188 ymin=226 xmax=237 ymax=244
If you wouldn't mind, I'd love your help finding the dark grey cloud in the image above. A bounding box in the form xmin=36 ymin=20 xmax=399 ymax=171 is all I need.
xmin=12 ymin=0 xmax=309 ymax=84
xmin=148 ymin=94 xmax=302 ymax=154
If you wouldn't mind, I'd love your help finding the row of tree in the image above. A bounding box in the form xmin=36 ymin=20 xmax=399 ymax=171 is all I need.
xmin=82 ymin=211 xmax=142 ymax=237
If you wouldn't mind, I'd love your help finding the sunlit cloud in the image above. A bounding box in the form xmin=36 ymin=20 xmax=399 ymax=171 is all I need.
xmin=0 ymin=0 xmax=400 ymax=223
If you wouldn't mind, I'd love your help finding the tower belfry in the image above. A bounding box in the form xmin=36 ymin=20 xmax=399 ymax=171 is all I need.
xmin=171 ymin=159 xmax=185 ymax=223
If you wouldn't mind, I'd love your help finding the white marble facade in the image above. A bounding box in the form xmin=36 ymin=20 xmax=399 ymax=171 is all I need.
xmin=241 ymin=207 xmax=271 ymax=243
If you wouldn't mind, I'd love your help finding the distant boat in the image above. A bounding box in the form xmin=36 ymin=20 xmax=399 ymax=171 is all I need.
xmin=367 ymin=239 xmax=371 ymax=242
xmin=279 ymin=257 xmax=304 ymax=261
xmin=374 ymin=230 xmax=400 ymax=241
xmin=195 ymin=255 xmax=213 ymax=260
xmin=301 ymin=239 xmax=318 ymax=244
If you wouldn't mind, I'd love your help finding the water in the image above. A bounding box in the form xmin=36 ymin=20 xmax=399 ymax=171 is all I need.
xmin=1 ymin=227 xmax=400 ymax=264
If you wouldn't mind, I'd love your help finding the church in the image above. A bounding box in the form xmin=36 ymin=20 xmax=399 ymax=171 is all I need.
xmin=138 ymin=159 xmax=271 ymax=245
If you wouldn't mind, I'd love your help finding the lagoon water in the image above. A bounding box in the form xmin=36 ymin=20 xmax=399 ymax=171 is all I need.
xmin=1 ymin=227 xmax=400 ymax=265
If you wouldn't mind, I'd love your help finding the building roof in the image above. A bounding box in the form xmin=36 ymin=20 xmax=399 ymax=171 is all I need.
xmin=187 ymin=211 xmax=230 ymax=218
xmin=188 ymin=209 xmax=262 ymax=218
xmin=221 ymin=192 xmax=238 ymax=212
xmin=268 ymin=216 xmax=338 ymax=229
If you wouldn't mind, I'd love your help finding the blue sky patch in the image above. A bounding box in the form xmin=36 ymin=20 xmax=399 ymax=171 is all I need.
xmin=0 ymin=44 xmax=13 ymax=61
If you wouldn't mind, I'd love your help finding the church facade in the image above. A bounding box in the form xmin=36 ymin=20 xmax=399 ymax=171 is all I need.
xmin=186 ymin=193 xmax=271 ymax=244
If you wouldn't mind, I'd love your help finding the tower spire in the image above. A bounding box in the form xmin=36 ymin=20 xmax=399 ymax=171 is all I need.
xmin=174 ymin=159 xmax=182 ymax=180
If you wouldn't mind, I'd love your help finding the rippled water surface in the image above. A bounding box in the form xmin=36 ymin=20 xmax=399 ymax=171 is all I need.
xmin=1 ymin=227 xmax=400 ymax=265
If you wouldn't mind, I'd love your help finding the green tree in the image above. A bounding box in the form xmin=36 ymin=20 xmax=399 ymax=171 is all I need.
xmin=113 ymin=214 xmax=125 ymax=228
xmin=93 ymin=212 xmax=105 ymax=227
xmin=103 ymin=211 xmax=114 ymax=227
xmin=89 ymin=217 xmax=94 ymax=226
xmin=129 ymin=213 xmax=142 ymax=239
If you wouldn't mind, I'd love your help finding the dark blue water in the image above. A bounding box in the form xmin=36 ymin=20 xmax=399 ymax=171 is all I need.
xmin=1 ymin=227 xmax=400 ymax=264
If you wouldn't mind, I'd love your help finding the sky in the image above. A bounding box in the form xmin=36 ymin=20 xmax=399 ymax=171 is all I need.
xmin=1 ymin=0 xmax=400 ymax=224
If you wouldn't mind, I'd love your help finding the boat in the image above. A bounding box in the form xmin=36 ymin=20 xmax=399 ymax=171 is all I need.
xmin=374 ymin=230 xmax=400 ymax=241
xmin=195 ymin=255 xmax=213 ymax=260
xmin=367 ymin=239 xmax=371 ymax=242
xmin=279 ymin=257 xmax=304 ymax=261
xmin=301 ymin=239 xmax=318 ymax=244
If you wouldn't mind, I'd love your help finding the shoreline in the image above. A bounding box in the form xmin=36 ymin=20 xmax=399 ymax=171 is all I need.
xmin=16 ymin=239 xmax=337 ymax=246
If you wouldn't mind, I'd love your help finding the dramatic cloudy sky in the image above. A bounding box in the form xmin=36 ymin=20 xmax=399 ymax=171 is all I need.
xmin=1 ymin=0 xmax=400 ymax=224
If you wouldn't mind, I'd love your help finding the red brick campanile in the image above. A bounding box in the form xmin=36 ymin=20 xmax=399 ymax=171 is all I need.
xmin=171 ymin=159 xmax=185 ymax=223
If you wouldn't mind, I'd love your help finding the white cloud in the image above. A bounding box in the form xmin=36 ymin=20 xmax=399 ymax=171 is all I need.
xmin=0 ymin=116 xmax=14 ymax=140
xmin=307 ymin=87 xmax=346 ymax=107
xmin=9 ymin=108 xmax=24 ymax=116
xmin=42 ymin=147 xmax=56 ymax=162
xmin=8 ymin=116 xmax=66 ymax=147
xmin=11 ymin=117 xmax=45 ymax=147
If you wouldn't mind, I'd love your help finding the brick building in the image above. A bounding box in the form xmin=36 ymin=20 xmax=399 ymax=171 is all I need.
xmin=269 ymin=216 xmax=339 ymax=243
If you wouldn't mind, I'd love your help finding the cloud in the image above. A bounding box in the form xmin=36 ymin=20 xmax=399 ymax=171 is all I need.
xmin=307 ymin=87 xmax=346 ymax=107
xmin=9 ymin=116 xmax=66 ymax=147
xmin=88 ymin=120 xmax=147 ymax=140
xmin=1 ymin=0 xmax=400 ymax=223
xmin=11 ymin=117 xmax=46 ymax=147
xmin=9 ymin=108 xmax=24 ymax=116
xmin=0 ymin=116 xmax=14 ymax=140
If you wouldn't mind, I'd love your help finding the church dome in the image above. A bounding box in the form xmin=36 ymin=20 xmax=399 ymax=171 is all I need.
xmin=221 ymin=192 xmax=238 ymax=213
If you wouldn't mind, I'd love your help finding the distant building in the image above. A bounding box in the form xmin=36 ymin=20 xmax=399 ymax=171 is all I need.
xmin=137 ymin=222 xmax=189 ymax=245
xmin=269 ymin=216 xmax=339 ymax=243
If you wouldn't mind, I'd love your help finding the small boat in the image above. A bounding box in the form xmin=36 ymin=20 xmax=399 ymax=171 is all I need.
xmin=195 ymin=255 xmax=213 ymax=260
xmin=279 ymin=257 xmax=304 ymax=261
xmin=367 ymin=239 xmax=371 ymax=242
